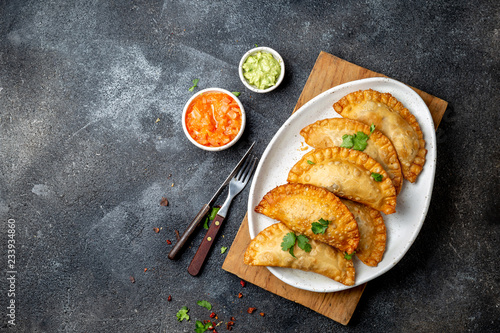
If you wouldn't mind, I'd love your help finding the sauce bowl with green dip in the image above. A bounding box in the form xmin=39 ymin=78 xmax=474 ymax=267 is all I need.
xmin=239 ymin=46 xmax=285 ymax=93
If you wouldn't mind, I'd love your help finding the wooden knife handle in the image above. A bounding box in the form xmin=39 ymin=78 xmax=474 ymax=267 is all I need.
xmin=168 ymin=204 xmax=210 ymax=260
xmin=188 ymin=214 xmax=225 ymax=276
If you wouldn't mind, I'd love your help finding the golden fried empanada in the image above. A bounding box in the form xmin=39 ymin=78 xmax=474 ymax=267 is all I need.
xmin=333 ymin=89 xmax=426 ymax=183
xmin=340 ymin=199 xmax=386 ymax=267
xmin=254 ymin=183 xmax=359 ymax=254
xmin=244 ymin=222 xmax=355 ymax=286
xmin=300 ymin=118 xmax=403 ymax=194
xmin=287 ymin=147 xmax=397 ymax=215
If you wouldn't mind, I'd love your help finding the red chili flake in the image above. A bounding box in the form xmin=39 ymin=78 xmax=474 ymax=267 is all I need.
xmin=209 ymin=312 xmax=216 ymax=318
xmin=226 ymin=321 xmax=234 ymax=331
xmin=230 ymin=317 xmax=236 ymax=321
xmin=240 ymin=280 xmax=246 ymax=287
xmin=144 ymin=268 xmax=148 ymax=272
xmin=238 ymin=293 xmax=243 ymax=298
xmin=129 ymin=276 xmax=135 ymax=283
xmin=247 ymin=307 xmax=257 ymax=314
xmin=259 ymin=312 xmax=265 ymax=317
xmin=167 ymin=295 xmax=172 ymax=302
xmin=160 ymin=197 xmax=169 ymax=206
xmin=175 ymin=230 xmax=180 ymax=241
xmin=166 ymin=239 xmax=172 ymax=245
xmin=213 ymin=330 xmax=217 ymax=333
xmin=153 ymin=228 xmax=160 ymax=233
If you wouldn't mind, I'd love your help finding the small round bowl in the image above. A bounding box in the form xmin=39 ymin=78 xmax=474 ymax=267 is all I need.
xmin=238 ymin=46 xmax=285 ymax=93
xmin=182 ymin=87 xmax=246 ymax=152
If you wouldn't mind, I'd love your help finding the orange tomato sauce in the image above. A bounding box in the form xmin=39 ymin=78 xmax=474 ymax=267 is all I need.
xmin=185 ymin=91 xmax=243 ymax=147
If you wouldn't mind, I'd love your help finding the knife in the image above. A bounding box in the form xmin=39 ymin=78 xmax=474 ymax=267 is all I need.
xmin=167 ymin=142 xmax=256 ymax=260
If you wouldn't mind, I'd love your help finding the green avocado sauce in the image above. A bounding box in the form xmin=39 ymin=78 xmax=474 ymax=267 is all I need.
xmin=242 ymin=51 xmax=281 ymax=90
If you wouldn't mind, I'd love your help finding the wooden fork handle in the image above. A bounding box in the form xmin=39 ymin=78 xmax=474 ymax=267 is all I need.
xmin=188 ymin=214 xmax=225 ymax=276
xmin=168 ymin=204 xmax=210 ymax=260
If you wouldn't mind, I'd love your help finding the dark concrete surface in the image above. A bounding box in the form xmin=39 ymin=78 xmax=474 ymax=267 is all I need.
xmin=1 ymin=0 xmax=499 ymax=332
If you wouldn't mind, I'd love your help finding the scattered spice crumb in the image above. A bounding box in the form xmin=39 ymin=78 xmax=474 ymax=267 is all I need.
xmin=166 ymin=239 xmax=172 ymax=245
xmin=129 ymin=276 xmax=135 ymax=283
xmin=259 ymin=312 xmax=265 ymax=317
xmin=155 ymin=118 xmax=160 ymax=123
xmin=171 ymin=183 xmax=174 ymax=187
xmin=144 ymin=268 xmax=148 ymax=272
xmin=247 ymin=307 xmax=257 ymax=314
xmin=209 ymin=312 xmax=216 ymax=318
xmin=153 ymin=228 xmax=160 ymax=233
xmin=238 ymin=293 xmax=243 ymax=298
xmin=226 ymin=321 xmax=234 ymax=331
xmin=168 ymin=174 xmax=172 ymax=178
xmin=230 ymin=317 xmax=236 ymax=322
xmin=160 ymin=197 xmax=169 ymax=206
xmin=240 ymin=280 xmax=246 ymax=287
xmin=175 ymin=230 xmax=180 ymax=240
xmin=167 ymin=295 xmax=172 ymax=302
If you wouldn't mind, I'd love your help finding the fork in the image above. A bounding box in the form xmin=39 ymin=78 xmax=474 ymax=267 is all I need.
xmin=188 ymin=154 xmax=258 ymax=276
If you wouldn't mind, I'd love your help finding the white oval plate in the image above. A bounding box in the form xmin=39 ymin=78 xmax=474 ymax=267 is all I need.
xmin=247 ymin=77 xmax=436 ymax=292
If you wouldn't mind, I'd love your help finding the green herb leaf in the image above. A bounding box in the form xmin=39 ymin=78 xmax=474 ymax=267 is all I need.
xmin=296 ymin=235 xmax=312 ymax=252
xmin=371 ymin=172 xmax=383 ymax=182
xmin=176 ymin=306 xmax=190 ymax=322
xmin=195 ymin=320 xmax=212 ymax=333
xmin=196 ymin=300 xmax=212 ymax=311
xmin=281 ymin=232 xmax=296 ymax=252
xmin=188 ymin=78 xmax=199 ymax=92
xmin=352 ymin=131 xmax=369 ymax=150
xmin=340 ymin=134 xmax=355 ymax=148
xmin=311 ymin=218 xmax=330 ymax=234
xmin=344 ymin=251 xmax=356 ymax=260
xmin=306 ymin=160 xmax=315 ymax=165
xmin=288 ymin=246 xmax=296 ymax=258
xmin=221 ymin=246 xmax=228 ymax=254
xmin=232 ymin=91 xmax=241 ymax=97
xmin=370 ymin=123 xmax=376 ymax=134
xmin=254 ymin=43 xmax=258 ymax=47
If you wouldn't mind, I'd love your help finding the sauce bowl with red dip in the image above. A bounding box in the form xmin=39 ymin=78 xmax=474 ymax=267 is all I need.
xmin=182 ymin=88 xmax=246 ymax=151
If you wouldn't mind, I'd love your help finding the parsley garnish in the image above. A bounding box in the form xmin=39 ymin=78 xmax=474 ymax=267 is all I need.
xmin=344 ymin=251 xmax=356 ymax=260
xmin=307 ymin=160 xmax=315 ymax=165
xmin=221 ymin=246 xmax=228 ymax=254
xmin=281 ymin=232 xmax=297 ymax=257
xmin=176 ymin=306 xmax=190 ymax=322
xmin=281 ymin=232 xmax=312 ymax=257
xmin=203 ymin=207 xmax=220 ymax=230
xmin=371 ymin=172 xmax=383 ymax=182
xmin=195 ymin=320 xmax=212 ymax=333
xmin=340 ymin=124 xmax=376 ymax=151
xmin=197 ymin=300 xmax=212 ymax=311
xmin=311 ymin=218 xmax=331 ymax=234
xmin=296 ymin=235 xmax=312 ymax=252
xmin=188 ymin=79 xmax=199 ymax=92
xmin=232 ymin=91 xmax=241 ymax=97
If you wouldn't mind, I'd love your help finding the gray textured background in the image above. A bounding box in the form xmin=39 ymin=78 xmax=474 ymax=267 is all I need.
xmin=1 ymin=0 xmax=499 ymax=332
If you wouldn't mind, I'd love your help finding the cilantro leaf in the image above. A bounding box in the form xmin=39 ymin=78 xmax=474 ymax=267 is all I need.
xmin=221 ymin=246 xmax=228 ymax=254
xmin=288 ymin=246 xmax=296 ymax=258
xmin=232 ymin=91 xmax=241 ymax=97
xmin=195 ymin=320 xmax=212 ymax=333
xmin=176 ymin=306 xmax=190 ymax=322
xmin=311 ymin=218 xmax=330 ymax=234
xmin=281 ymin=232 xmax=296 ymax=252
xmin=352 ymin=131 xmax=369 ymax=150
xmin=306 ymin=160 xmax=315 ymax=165
xmin=371 ymin=172 xmax=383 ymax=182
xmin=344 ymin=251 xmax=356 ymax=260
xmin=370 ymin=123 xmax=376 ymax=134
xmin=296 ymin=235 xmax=312 ymax=252
xmin=340 ymin=134 xmax=355 ymax=148
xmin=188 ymin=79 xmax=199 ymax=92
xmin=196 ymin=300 xmax=212 ymax=311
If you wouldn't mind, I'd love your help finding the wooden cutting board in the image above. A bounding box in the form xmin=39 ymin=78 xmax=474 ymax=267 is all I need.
xmin=222 ymin=51 xmax=448 ymax=325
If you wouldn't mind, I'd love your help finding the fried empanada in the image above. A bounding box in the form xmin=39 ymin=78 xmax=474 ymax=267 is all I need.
xmin=254 ymin=183 xmax=359 ymax=254
xmin=340 ymin=199 xmax=386 ymax=267
xmin=287 ymin=147 xmax=397 ymax=215
xmin=333 ymin=89 xmax=426 ymax=183
xmin=244 ymin=222 xmax=355 ymax=286
xmin=300 ymin=118 xmax=403 ymax=194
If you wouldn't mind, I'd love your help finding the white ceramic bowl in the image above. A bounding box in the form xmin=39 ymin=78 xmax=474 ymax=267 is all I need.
xmin=238 ymin=46 xmax=285 ymax=93
xmin=182 ymin=87 xmax=246 ymax=151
